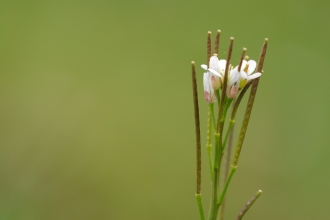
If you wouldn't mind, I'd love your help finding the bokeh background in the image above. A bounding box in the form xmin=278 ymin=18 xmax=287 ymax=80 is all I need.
xmin=0 ymin=0 xmax=329 ymax=219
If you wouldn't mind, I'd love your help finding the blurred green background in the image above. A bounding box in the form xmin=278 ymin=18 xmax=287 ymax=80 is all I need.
xmin=0 ymin=0 xmax=329 ymax=219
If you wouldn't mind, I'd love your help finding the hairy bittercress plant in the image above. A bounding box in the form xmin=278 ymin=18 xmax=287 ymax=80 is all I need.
xmin=191 ymin=30 xmax=268 ymax=220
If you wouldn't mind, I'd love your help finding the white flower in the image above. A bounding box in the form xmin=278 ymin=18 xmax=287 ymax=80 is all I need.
xmin=226 ymin=66 xmax=241 ymax=99
xmin=203 ymin=72 xmax=217 ymax=103
xmin=239 ymin=60 xmax=261 ymax=88
xmin=201 ymin=55 xmax=226 ymax=90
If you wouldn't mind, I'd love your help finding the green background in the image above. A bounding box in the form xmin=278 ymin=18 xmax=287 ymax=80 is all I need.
xmin=0 ymin=0 xmax=329 ymax=219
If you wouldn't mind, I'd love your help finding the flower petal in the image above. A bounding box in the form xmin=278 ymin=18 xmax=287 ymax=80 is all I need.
xmin=241 ymin=60 xmax=247 ymax=69
xmin=232 ymin=72 xmax=241 ymax=84
xmin=201 ymin=64 xmax=208 ymax=70
xmin=203 ymin=72 xmax=217 ymax=103
xmin=208 ymin=68 xmax=222 ymax=77
xmin=240 ymin=70 xmax=248 ymax=80
xmin=228 ymin=68 xmax=240 ymax=86
xmin=209 ymin=56 xmax=220 ymax=72
xmin=247 ymin=72 xmax=261 ymax=80
xmin=219 ymin=59 xmax=227 ymax=73
xmin=203 ymin=72 xmax=210 ymax=91
xmin=247 ymin=60 xmax=256 ymax=75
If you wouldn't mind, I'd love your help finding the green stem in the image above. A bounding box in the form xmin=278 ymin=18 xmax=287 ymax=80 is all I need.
xmin=209 ymin=98 xmax=233 ymax=220
xmin=209 ymin=133 xmax=220 ymax=220
xmin=221 ymin=98 xmax=233 ymax=126
xmin=222 ymin=119 xmax=235 ymax=154
xmin=219 ymin=99 xmax=236 ymax=220
xmin=206 ymin=144 xmax=213 ymax=181
xmin=218 ymin=165 xmax=237 ymax=206
xmin=210 ymin=103 xmax=216 ymax=130
xmin=207 ymin=105 xmax=214 ymax=180
xmin=196 ymin=194 xmax=205 ymax=220
xmin=218 ymin=98 xmax=233 ymax=159
xmin=216 ymin=89 xmax=220 ymax=106
xmin=218 ymin=98 xmax=233 ymax=160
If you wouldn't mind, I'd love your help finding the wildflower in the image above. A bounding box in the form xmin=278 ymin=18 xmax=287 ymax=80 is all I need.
xmin=203 ymin=72 xmax=217 ymax=103
xmin=226 ymin=66 xmax=241 ymax=99
xmin=201 ymin=55 xmax=226 ymax=90
xmin=239 ymin=60 xmax=261 ymax=89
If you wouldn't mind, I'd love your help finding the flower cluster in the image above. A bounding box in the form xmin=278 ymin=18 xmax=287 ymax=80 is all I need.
xmin=201 ymin=55 xmax=261 ymax=103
